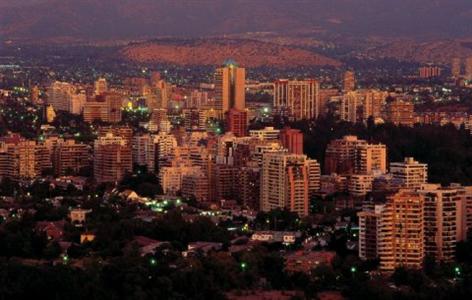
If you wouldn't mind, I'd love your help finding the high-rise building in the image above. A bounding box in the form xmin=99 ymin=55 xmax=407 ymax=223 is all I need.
xmin=340 ymin=91 xmax=359 ymax=123
xmin=215 ymin=61 xmax=245 ymax=116
xmin=53 ymin=140 xmax=90 ymax=176
xmin=83 ymin=92 xmax=123 ymax=123
xmin=358 ymin=204 xmax=384 ymax=260
xmin=343 ymin=70 xmax=356 ymax=91
xmin=419 ymin=184 xmax=462 ymax=262
xmin=47 ymin=81 xmax=76 ymax=112
xmin=390 ymin=157 xmax=428 ymax=189
xmin=280 ymin=128 xmax=303 ymax=155
xmin=236 ymin=166 xmax=261 ymax=209
xmin=325 ymin=135 xmax=366 ymax=175
xmin=355 ymin=143 xmax=387 ymax=175
xmin=378 ymin=190 xmax=425 ymax=272
xmin=260 ymin=152 xmax=311 ymax=216
xmin=181 ymin=169 xmax=209 ymax=202
xmin=348 ymin=174 xmax=374 ymax=196
xmin=226 ymin=108 xmax=248 ymax=137
xmin=132 ymin=134 xmax=156 ymax=172
xmin=273 ymin=79 xmax=320 ymax=120
xmin=384 ymin=99 xmax=415 ymax=127
xmin=306 ymin=159 xmax=321 ymax=198
xmin=93 ymin=133 xmax=132 ymax=183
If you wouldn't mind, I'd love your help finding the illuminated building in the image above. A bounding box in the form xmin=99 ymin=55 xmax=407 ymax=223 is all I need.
xmin=384 ymin=99 xmax=415 ymax=127
xmin=418 ymin=66 xmax=442 ymax=78
xmin=261 ymin=152 xmax=315 ymax=216
xmin=377 ymin=190 xmax=425 ymax=272
xmin=93 ymin=133 xmax=132 ymax=183
xmin=53 ymin=139 xmax=90 ymax=176
xmin=132 ymin=134 xmax=156 ymax=172
xmin=466 ymin=57 xmax=472 ymax=80
xmin=343 ymin=70 xmax=356 ymax=91
xmin=249 ymin=127 xmax=280 ymax=141
xmin=94 ymin=78 xmax=108 ymax=96
xmin=226 ymin=108 xmax=248 ymax=137
xmin=325 ymin=136 xmax=386 ymax=176
xmin=419 ymin=184 xmax=463 ymax=262
xmin=390 ymin=157 xmax=428 ymax=189
xmin=215 ymin=60 xmax=245 ymax=116
xmin=273 ymin=79 xmax=320 ymax=120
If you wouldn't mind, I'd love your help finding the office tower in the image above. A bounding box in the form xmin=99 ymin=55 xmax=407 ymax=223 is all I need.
xmin=226 ymin=108 xmax=248 ymax=137
xmin=53 ymin=140 xmax=90 ymax=176
xmin=94 ymin=78 xmax=108 ymax=96
xmin=280 ymin=127 xmax=303 ymax=155
xmin=132 ymin=134 xmax=156 ymax=172
xmin=273 ymin=79 xmax=320 ymax=120
xmin=306 ymin=159 xmax=321 ymax=198
xmin=419 ymin=184 xmax=462 ymax=262
xmin=249 ymin=127 xmax=280 ymax=141
xmin=260 ymin=152 xmax=310 ymax=217
xmin=384 ymin=99 xmax=415 ymax=127
xmin=466 ymin=57 xmax=472 ymax=80
xmin=215 ymin=61 xmax=245 ymax=116
xmin=451 ymin=58 xmax=461 ymax=77
xmin=390 ymin=157 xmax=428 ymax=189
xmin=93 ymin=133 xmax=132 ymax=183
xmin=47 ymin=81 xmax=76 ymax=112
xmin=343 ymin=70 xmax=356 ymax=91
xmin=378 ymin=190 xmax=424 ymax=272
xmin=355 ymin=143 xmax=387 ymax=175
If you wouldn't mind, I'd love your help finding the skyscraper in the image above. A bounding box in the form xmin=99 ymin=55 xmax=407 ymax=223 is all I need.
xmin=273 ymin=79 xmax=320 ymax=120
xmin=215 ymin=61 xmax=245 ymax=116
xmin=94 ymin=78 xmax=108 ymax=96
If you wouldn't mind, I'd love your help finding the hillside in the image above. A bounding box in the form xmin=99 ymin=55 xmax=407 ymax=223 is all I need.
xmin=121 ymin=39 xmax=341 ymax=68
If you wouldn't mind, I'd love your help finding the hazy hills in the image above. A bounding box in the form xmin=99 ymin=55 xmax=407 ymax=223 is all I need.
xmin=121 ymin=38 xmax=341 ymax=68
xmin=1 ymin=0 xmax=471 ymax=40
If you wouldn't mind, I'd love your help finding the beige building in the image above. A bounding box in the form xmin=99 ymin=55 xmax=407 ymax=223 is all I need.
xmin=53 ymin=139 xmax=90 ymax=176
xmin=378 ymin=190 xmax=424 ymax=272
xmin=260 ymin=152 xmax=315 ymax=216
xmin=273 ymin=79 xmax=320 ymax=120
xmin=215 ymin=61 xmax=245 ymax=116
xmin=390 ymin=157 xmax=428 ymax=189
xmin=93 ymin=133 xmax=132 ymax=183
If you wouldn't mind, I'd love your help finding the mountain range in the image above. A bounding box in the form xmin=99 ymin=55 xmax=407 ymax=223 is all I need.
xmin=1 ymin=0 xmax=471 ymax=41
